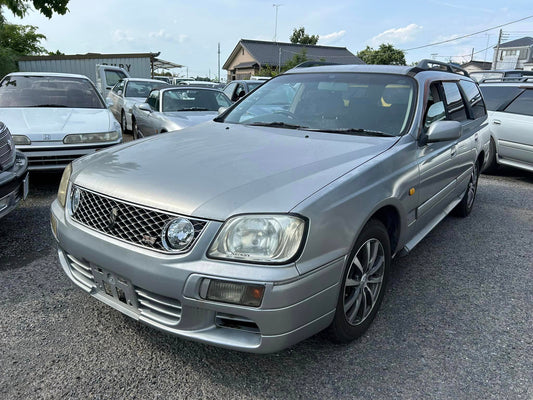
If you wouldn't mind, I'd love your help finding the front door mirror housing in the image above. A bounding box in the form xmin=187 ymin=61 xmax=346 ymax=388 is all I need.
xmin=425 ymin=120 xmax=462 ymax=143
xmin=105 ymin=98 xmax=114 ymax=108
xmin=138 ymin=103 xmax=152 ymax=113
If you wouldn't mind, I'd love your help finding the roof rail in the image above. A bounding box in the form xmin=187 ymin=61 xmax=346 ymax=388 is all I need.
xmin=294 ymin=61 xmax=339 ymax=68
xmin=412 ymin=59 xmax=470 ymax=77
xmin=479 ymin=76 xmax=533 ymax=83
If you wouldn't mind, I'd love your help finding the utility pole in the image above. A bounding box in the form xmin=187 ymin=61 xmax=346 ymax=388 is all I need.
xmin=217 ymin=42 xmax=221 ymax=82
xmin=273 ymin=4 xmax=282 ymax=42
xmin=471 ymin=48 xmax=474 ymax=62
xmin=495 ymin=29 xmax=503 ymax=69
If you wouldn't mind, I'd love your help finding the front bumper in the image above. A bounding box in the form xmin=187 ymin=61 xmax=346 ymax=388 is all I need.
xmin=51 ymin=199 xmax=344 ymax=353
xmin=0 ymin=152 xmax=29 ymax=219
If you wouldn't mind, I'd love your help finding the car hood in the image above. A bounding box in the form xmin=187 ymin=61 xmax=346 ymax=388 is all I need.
xmin=72 ymin=122 xmax=396 ymax=221
xmin=0 ymin=108 xmax=113 ymax=141
xmin=164 ymin=111 xmax=218 ymax=129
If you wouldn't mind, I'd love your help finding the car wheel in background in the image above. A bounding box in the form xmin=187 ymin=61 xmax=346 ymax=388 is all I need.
xmin=327 ymin=219 xmax=390 ymax=344
xmin=483 ymin=138 xmax=499 ymax=174
xmin=453 ymin=161 xmax=479 ymax=217
xmin=132 ymin=119 xmax=140 ymax=140
xmin=121 ymin=111 xmax=129 ymax=134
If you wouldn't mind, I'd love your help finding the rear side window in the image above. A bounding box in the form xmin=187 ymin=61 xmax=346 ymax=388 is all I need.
xmin=503 ymin=90 xmax=533 ymax=116
xmin=458 ymin=80 xmax=486 ymax=119
xmin=442 ymin=82 xmax=467 ymax=122
xmin=479 ymin=86 xmax=523 ymax=111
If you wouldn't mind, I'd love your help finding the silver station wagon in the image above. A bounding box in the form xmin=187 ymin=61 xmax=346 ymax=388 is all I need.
xmin=51 ymin=61 xmax=489 ymax=353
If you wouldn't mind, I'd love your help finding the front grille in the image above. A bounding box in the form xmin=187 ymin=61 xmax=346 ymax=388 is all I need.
xmin=135 ymin=288 xmax=182 ymax=326
xmin=64 ymin=252 xmax=183 ymax=327
xmin=71 ymin=186 xmax=208 ymax=253
xmin=27 ymin=153 xmax=82 ymax=168
xmin=0 ymin=124 xmax=15 ymax=171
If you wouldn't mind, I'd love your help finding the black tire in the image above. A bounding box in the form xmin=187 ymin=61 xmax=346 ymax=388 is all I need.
xmin=482 ymin=137 xmax=499 ymax=174
xmin=121 ymin=111 xmax=130 ymax=134
xmin=327 ymin=219 xmax=391 ymax=344
xmin=453 ymin=161 xmax=479 ymax=218
xmin=132 ymin=119 xmax=140 ymax=140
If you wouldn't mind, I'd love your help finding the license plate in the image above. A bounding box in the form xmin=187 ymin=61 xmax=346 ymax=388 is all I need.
xmin=91 ymin=267 xmax=138 ymax=308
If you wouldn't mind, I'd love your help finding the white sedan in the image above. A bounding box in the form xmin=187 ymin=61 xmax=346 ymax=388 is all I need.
xmin=479 ymin=78 xmax=533 ymax=173
xmin=107 ymin=78 xmax=170 ymax=133
xmin=0 ymin=72 xmax=122 ymax=171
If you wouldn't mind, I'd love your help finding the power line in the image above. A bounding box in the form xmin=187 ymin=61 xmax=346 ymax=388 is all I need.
xmin=402 ymin=15 xmax=533 ymax=51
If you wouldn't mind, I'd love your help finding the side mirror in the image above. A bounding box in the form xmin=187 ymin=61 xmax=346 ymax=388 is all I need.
xmin=117 ymin=90 xmax=123 ymax=96
xmin=105 ymin=98 xmax=114 ymax=108
xmin=218 ymin=107 xmax=227 ymax=115
xmin=426 ymin=120 xmax=462 ymax=143
xmin=138 ymin=103 xmax=152 ymax=112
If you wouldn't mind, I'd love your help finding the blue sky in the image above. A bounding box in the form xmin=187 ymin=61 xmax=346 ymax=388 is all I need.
xmin=5 ymin=0 xmax=533 ymax=80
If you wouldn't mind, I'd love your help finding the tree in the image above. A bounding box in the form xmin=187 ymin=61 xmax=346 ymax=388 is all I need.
xmin=0 ymin=11 xmax=48 ymax=76
xmin=290 ymin=27 xmax=319 ymax=45
xmin=357 ymin=44 xmax=406 ymax=65
xmin=1 ymin=0 xmax=69 ymax=18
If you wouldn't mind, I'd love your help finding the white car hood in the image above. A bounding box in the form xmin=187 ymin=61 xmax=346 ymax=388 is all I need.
xmin=0 ymin=108 xmax=113 ymax=141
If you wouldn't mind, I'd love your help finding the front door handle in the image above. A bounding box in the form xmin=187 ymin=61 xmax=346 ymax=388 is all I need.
xmin=493 ymin=119 xmax=501 ymax=125
xmin=450 ymin=145 xmax=457 ymax=157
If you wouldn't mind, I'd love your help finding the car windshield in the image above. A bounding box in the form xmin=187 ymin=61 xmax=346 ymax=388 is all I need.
xmin=221 ymin=72 xmax=416 ymax=136
xmin=0 ymin=75 xmax=105 ymax=109
xmin=162 ymin=89 xmax=231 ymax=112
xmin=125 ymin=81 xmax=167 ymax=98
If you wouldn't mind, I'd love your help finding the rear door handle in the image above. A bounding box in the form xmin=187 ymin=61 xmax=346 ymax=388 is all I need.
xmin=493 ymin=119 xmax=501 ymax=125
xmin=474 ymin=133 xmax=479 ymax=142
xmin=450 ymin=145 xmax=457 ymax=157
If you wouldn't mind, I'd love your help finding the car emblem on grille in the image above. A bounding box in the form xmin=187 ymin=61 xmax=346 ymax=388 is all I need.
xmin=43 ymin=134 xmax=51 ymax=140
xmin=107 ymin=207 xmax=119 ymax=229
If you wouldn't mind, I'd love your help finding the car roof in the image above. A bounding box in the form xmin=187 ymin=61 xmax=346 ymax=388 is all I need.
xmin=160 ymin=87 xmax=223 ymax=93
xmin=479 ymin=77 xmax=533 ymax=86
xmin=123 ymin=78 xmax=170 ymax=83
xmin=6 ymin=71 xmax=90 ymax=80
xmin=284 ymin=64 xmax=415 ymax=75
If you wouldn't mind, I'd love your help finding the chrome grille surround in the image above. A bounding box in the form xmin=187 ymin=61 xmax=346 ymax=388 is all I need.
xmin=70 ymin=186 xmax=208 ymax=254
xmin=0 ymin=123 xmax=16 ymax=171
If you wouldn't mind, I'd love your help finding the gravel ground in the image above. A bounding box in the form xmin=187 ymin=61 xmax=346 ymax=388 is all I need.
xmin=0 ymin=166 xmax=531 ymax=400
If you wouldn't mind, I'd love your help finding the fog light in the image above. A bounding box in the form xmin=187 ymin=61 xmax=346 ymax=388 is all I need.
xmin=204 ymin=279 xmax=265 ymax=307
xmin=162 ymin=217 xmax=195 ymax=251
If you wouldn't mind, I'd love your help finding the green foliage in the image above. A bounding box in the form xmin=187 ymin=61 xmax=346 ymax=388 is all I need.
xmin=357 ymin=44 xmax=406 ymax=65
xmin=0 ymin=10 xmax=48 ymax=77
xmin=282 ymin=49 xmax=308 ymax=70
xmin=1 ymin=0 xmax=69 ymax=18
xmin=257 ymin=64 xmax=278 ymax=78
xmin=290 ymin=27 xmax=319 ymax=45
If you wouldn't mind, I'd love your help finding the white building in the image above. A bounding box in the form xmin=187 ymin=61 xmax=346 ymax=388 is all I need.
xmin=492 ymin=37 xmax=533 ymax=70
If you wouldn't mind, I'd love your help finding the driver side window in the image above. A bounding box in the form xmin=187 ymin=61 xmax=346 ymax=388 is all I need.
xmin=424 ymin=83 xmax=446 ymax=130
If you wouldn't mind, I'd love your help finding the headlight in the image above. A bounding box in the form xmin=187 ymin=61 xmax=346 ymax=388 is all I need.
xmin=63 ymin=130 xmax=121 ymax=144
xmin=208 ymin=214 xmax=306 ymax=264
xmin=12 ymin=135 xmax=31 ymax=145
xmin=57 ymin=163 xmax=72 ymax=208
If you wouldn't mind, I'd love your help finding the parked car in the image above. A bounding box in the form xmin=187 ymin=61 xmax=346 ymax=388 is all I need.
xmin=176 ymin=80 xmax=220 ymax=89
xmin=0 ymin=121 xmax=29 ymax=219
xmin=0 ymin=72 xmax=122 ymax=171
xmin=470 ymin=69 xmax=533 ymax=82
xmin=223 ymin=79 xmax=264 ymax=102
xmin=131 ymin=87 xmax=231 ymax=139
xmin=478 ymin=77 xmax=533 ymax=173
xmin=107 ymin=78 xmax=170 ymax=133
xmin=153 ymin=76 xmax=172 ymax=84
xmin=51 ymin=60 xmax=489 ymax=353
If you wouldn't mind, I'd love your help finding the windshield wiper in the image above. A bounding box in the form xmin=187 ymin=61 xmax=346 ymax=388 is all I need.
xmin=177 ymin=107 xmax=209 ymax=111
xmin=247 ymin=121 xmax=307 ymax=130
xmin=30 ymin=104 xmax=68 ymax=108
xmin=301 ymin=128 xmax=393 ymax=137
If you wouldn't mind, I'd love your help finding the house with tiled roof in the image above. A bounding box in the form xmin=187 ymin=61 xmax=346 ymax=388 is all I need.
xmin=223 ymin=39 xmax=363 ymax=81
xmin=493 ymin=37 xmax=533 ymax=70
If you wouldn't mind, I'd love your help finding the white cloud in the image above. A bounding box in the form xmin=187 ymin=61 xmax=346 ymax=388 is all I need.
xmin=319 ymin=30 xmax=346 ymax=45
xmin=112 ymin=29 xmax=135 ymax=43
xmin=369 ymin=24 xmax=423 ymax=47
xmin=148 ymin=30 xmax=188 ymax=44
